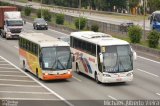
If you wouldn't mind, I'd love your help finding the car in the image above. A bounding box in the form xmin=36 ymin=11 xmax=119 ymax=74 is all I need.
xmin=58 ymin=36 xmax=70 ymax=45
xmin=33 ymin=18 xmax=48 ymax=30
xmin=120 ymin=22 xmax=134 ymax=32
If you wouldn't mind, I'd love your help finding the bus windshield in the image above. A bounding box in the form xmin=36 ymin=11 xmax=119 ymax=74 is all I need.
xmin=6 ymin=20 xmax=23 ymax=26
xmin=41 ymin=46 xmax=72 ymax=70
xmin=154 ymin=14 xmax=160 ymax=22
xmin=102 ymin=45 xmax=133 ymax=73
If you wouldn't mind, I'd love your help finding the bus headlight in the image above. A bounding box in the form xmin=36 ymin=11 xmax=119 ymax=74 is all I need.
xmin=45 ymin=73 xmax=48 ymax=75
xmin=67 ymin=71 xmax=71 ymax=74
xmin=103 ymin=74 xmax=111 ymax=77
xmin=127 ymin=73 xmax=132 ymax=77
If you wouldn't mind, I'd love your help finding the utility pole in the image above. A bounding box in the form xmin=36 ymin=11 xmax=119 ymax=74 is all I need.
xmin=79 ymin=0 xmax=81 ymax=30
xmin=143 ymin=0 xmax=146 ymax=40
xmin=41 ymin=0 xmax=42 ymax=18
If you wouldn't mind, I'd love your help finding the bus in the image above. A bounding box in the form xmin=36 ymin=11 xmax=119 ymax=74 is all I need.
xmin=70 ymin=31 xmax=136 ymax=83
xmin=19 ymin=33 xmax=72 ymax=80
xmin=149 ymin=11 xmax=160 ymax=31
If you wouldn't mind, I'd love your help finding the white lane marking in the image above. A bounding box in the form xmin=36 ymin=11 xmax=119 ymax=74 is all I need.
xmin=0 ymin=56 xmax=74 ymax=106
xmin=108 ymin=95 xmax=117 ymax=100
xmin=0 ymin=79 xmax=34 ymax=82
xmin=0 ymin=98 xmax=57 ymax=100
xmin=0 ymin=84 xmax=42 ymax=87
xmin=0 ymin=74 xmax=28 ymax=77
xmin=73 ymin=76 xmax=82 ymax=82
xmin=27 ymin=21 xmax=69 ymax=36
xmin=0 ymin=64 xmax=10 ymax=65
xmin=0 ymin=67 xmax=17 ymax=69
xmin=138 ymin=56 xmax=160 ymax=64
xmin=156 ymin=93 xmax=160 ymax=96
xmin=0 ymin=71 xmax=21 ymax=73
xmin=14 ymin=46 xmax=19 ymax=49
xmin=137 ymin=69 xmax=159 ymax=78
xmin=0 ymin=38 xmax=5 ymax=41
xmin=0 ymin=91 xmax=52 ymax=95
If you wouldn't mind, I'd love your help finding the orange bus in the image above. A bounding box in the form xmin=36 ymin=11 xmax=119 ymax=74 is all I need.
xmin=19 ymin=33 xmax=72 ymax=80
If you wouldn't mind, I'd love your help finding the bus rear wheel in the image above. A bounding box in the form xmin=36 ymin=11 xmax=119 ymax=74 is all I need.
xmin=23 ymin=61 xmax=27 ymax=72
xmin=76 ymin=63 xmax=80 ymax=74
xmin=95 ymin=73 xmax=100 ymax=84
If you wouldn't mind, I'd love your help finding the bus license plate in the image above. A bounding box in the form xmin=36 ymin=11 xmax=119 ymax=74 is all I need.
xmin=116 ymin=77 xmax=122 ymax=81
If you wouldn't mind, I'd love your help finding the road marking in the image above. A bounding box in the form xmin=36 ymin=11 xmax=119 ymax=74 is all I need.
xmin=14 ymin=46 xmax=18 ymax=49
xmin=0 ymin=67 xmax=17 ymax=69
xmin=0 ymin=74 xmax=28 ymax=77
xmin=0 ymin=91 xmax=52 ymax=95
xmin=0 ymin=71 xmax=21 ymax=73
xmin=137 ymin=69 xmax=159 ymax=78
xmin=0 ymin=98 xmax=57 ymax=100
xmin=108 ymin=95 xmax=117 ymax=100
xmin=0 ymin=56 xmax=74 ymax=106
xmin=138 ymin=56 xmax=160 ymax=64
xmin=0 ymin=64 xmax=10 ymax=65
xmin=0 ymin=84 xmax=42 ymax=87
xmin=156 ymin=93 xmax=160 ymax=96
xmin=0 ymin=79 xmax=34 ymax=82
xmin=73 ymin=76 xmax=82 ymax=82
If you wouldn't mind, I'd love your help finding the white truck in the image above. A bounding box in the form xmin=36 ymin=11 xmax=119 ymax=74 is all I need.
xmin=0 ymin=6 xmax=24 ymax=39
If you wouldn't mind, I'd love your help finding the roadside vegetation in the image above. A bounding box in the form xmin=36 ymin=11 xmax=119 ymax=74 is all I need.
xmin=1 ymin=1 xmax=160 ymax=50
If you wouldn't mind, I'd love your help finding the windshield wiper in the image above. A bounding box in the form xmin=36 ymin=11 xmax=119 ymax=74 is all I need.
xmin=57 ymin=59 xmax=66 ymax=70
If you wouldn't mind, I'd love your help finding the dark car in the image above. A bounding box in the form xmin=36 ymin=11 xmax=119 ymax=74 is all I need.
xmin=120 ymin=22 xmax=134 ymax=32
xmin=33 ymin=18 xmax=48 ymax=30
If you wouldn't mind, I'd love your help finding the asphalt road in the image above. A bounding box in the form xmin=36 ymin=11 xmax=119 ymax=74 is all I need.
xmin=0 ymin=22 xmax=160 ymax=106
xmin=1 ymin=0 xmax=150 ymax=31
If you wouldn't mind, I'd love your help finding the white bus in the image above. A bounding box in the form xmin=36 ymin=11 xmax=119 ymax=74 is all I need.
xmin=19 ymin=33 xmax=72 ymax=80
xmin=70 ymin=31 xmax=136 ymax=83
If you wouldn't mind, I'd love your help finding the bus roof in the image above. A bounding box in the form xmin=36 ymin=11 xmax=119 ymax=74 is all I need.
xmin=20 ymin=33 xmax=69 ymax=47
xmin=153 ymin=11 xmax=160 ymax=14
xmin=70 ymin=31 xmax=129 ymax=46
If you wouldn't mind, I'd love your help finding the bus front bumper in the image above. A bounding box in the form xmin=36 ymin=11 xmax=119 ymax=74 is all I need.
xmin=101 ymin=75 xmax=133 ymax=83
xmin=42 ymin=73 xmax=72 ymax=80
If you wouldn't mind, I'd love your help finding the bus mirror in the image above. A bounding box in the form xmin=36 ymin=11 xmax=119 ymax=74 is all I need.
xmin=99 ymin=53 xmax=103 ymax=63
xmin=148 ymin=15 xmax=151 ymax=20
xmin=71 ymin=53 xmax=75 ymax=62
xmin=133 ymin=50 xmax=137 ymax=60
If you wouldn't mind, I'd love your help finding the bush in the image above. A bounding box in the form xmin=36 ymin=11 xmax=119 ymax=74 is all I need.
xmin=75 ymin=17 xmax=87 ymax=30
xmin=91 ymin=24 xmax=99 ymax=32
xmin=56 ymin=14 xmax=64 ymax=25
xmin=147 ymin=30 xmax=160 ymax=48
xmin=43 ymin=9 xmax=52 ymax=22
xmin=128 ymin=25 xmax=142 ymax=43
xmin=24 ymin=6 xmax=32 ymax=16
xmin=37 ymin=9 xmax=42 ymax=18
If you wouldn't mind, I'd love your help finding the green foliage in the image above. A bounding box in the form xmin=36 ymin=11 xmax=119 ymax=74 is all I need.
xmin=91 ymin=24 xmax=99 ymax=32
xmin=147 ymin=30 xmax=160 ymax=48
xmin=37 ymin=9 xmax=42 ymax=18
xmin=24 ymin=6 xmax=32 ymax=16
xmin=128 ymin=25 xmax=142 ymax=43
xmin=74 ymin=17 xmax=87 ymax=30
xmin=56 ymin=14 xmax=64 ymax=25
xmin=42 ymin=9 xmax=52 ymax=22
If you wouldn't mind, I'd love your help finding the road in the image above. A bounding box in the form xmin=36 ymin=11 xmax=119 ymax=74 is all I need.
xmin=1 ymin=0 xmax=150 ymax=31
xmin=0 ymin=22 xmax=160 ymax=106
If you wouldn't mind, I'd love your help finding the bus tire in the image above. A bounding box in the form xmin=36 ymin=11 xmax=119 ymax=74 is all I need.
xmin=76 ymin=63 xmax=80 ymax=74
xmin=36 ymin=69 xmax=41 ymax=80
xmin=23 ymin=61 xmax=27 ymax=72
xmin=95 ymin=72 xmax=100 ymax=84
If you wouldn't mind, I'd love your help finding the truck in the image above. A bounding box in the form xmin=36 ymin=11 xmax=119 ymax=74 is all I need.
xmin=0 ymin=6 xmax=23 ymax=39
